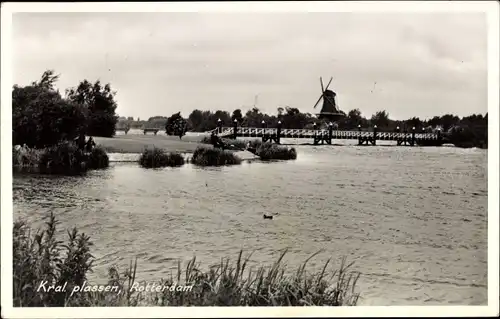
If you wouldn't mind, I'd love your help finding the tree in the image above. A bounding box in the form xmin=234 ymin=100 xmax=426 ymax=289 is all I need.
xmin=406 ymin=117 xmax=423 ymax=130
xmin=370 ymin=110 xmax=390 ymax=128
xmin=12 ymin=70 xmax=87 ymax=148
xmin=66 ymin=79 xmax=119 ymax=137
xmin=165 ymin=112 xmax=187 ymax=137
xmin=188 ymin=109 xmax=204 ymax=131
xmin=231 ymin=109 xmax=243 ymax=123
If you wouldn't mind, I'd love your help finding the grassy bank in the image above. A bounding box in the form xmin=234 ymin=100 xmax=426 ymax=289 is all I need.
xmin=13 ymin=213 xmax=361 ymax=307
xmin=94 ymin=135 xmax=207 ymax=154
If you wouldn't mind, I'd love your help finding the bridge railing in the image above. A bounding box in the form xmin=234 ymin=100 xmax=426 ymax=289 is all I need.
xmin=215 ymin=127 xmax=438 ymax=139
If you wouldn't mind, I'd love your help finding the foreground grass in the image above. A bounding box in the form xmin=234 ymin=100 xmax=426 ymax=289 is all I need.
xmin=14 ymin=213 xmax=361 ymax=306
xmin=139 ymin=148 xmax=185 ymax=168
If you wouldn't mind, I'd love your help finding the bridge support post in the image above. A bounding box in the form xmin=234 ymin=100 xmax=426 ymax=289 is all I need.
xmin=217 ymin=119 xmax=222 ymax=134
xmin=357 ymin=125 xmax=362 ymax=145
xmin=372 ymin=125 xmax=378 ymax=146
xmin=276 ymin=121 xmax=282 ymax=144
xmin=411 ymin=127 xmax=416 ymax=146
xmin=233 ymin=120 xmax=238 ymax=140
xmin=313 ymin=123 xmax=318 ymax=145
xmin=328 ymin=122 xmax=333 ymax=145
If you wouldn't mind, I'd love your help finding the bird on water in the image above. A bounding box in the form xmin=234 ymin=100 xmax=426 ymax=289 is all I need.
xmin=263 ymin=214 xmax=273 ymax=220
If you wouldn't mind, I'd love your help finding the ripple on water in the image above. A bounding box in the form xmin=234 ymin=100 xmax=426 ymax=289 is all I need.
xmin=13 ymin=146 xmax=488 ymax=305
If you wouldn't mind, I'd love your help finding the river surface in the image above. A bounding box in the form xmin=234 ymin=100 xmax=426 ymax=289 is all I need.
xmin=13 ymin=142 xmax=488 ymax=306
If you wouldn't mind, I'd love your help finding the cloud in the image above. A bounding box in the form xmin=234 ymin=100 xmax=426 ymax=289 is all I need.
xmin=12 ymin=12 xmax=487 ymax=120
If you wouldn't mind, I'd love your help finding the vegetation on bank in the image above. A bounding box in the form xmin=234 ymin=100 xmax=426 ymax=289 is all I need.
xmin=138 ymin=148 xmax=185 ymax=168
xmin=13 ymin=142 xmax=109 ymax=174
xmin=190 ymin=147 xmax=242 ymax=166
xmin=14 ymin=213 xmax=361 ymax=307
xmin=12 ymin=70 xmax=116 ymax=174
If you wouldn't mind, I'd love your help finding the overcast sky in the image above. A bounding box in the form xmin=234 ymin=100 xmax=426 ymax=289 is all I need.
xmin=13 ymin=12 xmax=487 ymax=120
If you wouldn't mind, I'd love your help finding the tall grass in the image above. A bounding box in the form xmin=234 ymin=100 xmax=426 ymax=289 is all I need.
xmin=190 ymin=147 xmax=242 ymax=166
xmin=13 ymin=214 xmax=361 ymax=307
xmin=13 ymin=213 xmax=94 ymax=306
xmin=138 ymin=147 xmax=185 ymax=168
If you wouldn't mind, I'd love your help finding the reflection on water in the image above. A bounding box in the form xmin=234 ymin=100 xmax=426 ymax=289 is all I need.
xmin=13 ymin=145 xmax=487 ymax=305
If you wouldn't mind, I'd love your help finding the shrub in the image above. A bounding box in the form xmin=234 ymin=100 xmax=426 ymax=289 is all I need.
xmin=139 ymin=148 xmax=185 ymax=168
xmin=191 ymin=147 xmax=241 ymax=166
xmin=448 ymin=125 xmax=488 ymax=149
xmin=38 ymin=141 xmax=87 ymax=174
xmin=255 ymin=142 xmax=297 ymax=161
xmin=13 ymin=146 xmax=43 ymax=167
xmin=200 ymin=136 xmax=249 ymax=150
xmin=87 ymin=146 xmax=110 ymax=169
xmin=13 ymin=213 xmax=361 ymax=307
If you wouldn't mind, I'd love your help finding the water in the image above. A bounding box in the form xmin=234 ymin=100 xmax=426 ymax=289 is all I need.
xmin=13 ymin=144 xmax=488 ymax=306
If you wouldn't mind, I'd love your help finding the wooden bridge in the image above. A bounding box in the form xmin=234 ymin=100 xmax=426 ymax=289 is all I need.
xmin=212 ymin=123 xmax=443 ymax=146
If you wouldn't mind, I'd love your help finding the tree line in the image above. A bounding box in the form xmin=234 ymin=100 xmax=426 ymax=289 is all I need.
xmin=13 ymin=70 xmax=118 ymax=148
xmin=117 ymin=106 xmax=487 ymax=148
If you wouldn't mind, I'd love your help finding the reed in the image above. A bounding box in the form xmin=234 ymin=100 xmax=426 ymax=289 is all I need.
xmin=138 ymin=148 xmax=185 ymax=168
xmin=13 ymin=214 xmax=361 ymax=307
xmin=190 ymin=146 xmax=242 ymax=166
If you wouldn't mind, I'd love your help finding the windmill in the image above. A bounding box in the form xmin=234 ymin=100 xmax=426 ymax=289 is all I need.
xmin=313 ymin=76 xmax=345 ymax=122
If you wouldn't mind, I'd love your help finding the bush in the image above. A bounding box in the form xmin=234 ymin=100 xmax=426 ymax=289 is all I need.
xmin=14 ymin=142 xmax=110 ymax=175
xmin=139 ymin=148 xmax=185 ymax=168
xmin=13 ymin=213 xmax=361 ymax=307
xmin=255 ymin=142 xmax=297 ymax=161
xmin=200 ymin=136 xmax=248 ymax=150
xmin=87 ymin=146 xmax=110 ymax=169
xmin=448 ymin=125 xmax=488 ymax=149
xmin=13 ymin=146 xmax=44 ymax=167
xmin=191 ymin=147 xmax=241 ymax=166
xmin=38 ymin=141 xmax=87 ymax=174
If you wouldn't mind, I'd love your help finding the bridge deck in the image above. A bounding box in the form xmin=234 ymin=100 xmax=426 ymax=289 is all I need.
xmin=214 ymin=127 xmax=439 ymax=141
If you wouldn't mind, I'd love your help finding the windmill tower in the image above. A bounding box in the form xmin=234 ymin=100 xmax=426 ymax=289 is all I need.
xmin=313 ymin=77 xmax=345 ymax=122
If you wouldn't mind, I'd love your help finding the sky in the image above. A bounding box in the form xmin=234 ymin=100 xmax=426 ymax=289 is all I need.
xmin=12 ymin=12 xmax=488 ymax=121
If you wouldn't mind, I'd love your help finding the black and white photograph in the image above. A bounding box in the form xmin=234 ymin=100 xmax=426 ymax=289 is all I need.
xmin=1 ymin=1 xmax=499 ymax=318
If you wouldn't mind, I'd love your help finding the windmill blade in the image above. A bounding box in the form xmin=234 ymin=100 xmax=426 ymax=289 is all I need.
xmin=324 ymin=77 xmax=333 ymax=91
xmin=313 ymin=94 xmax=323 ymax=109
xmin=320 ymin=77 xmax=324 ymax=93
